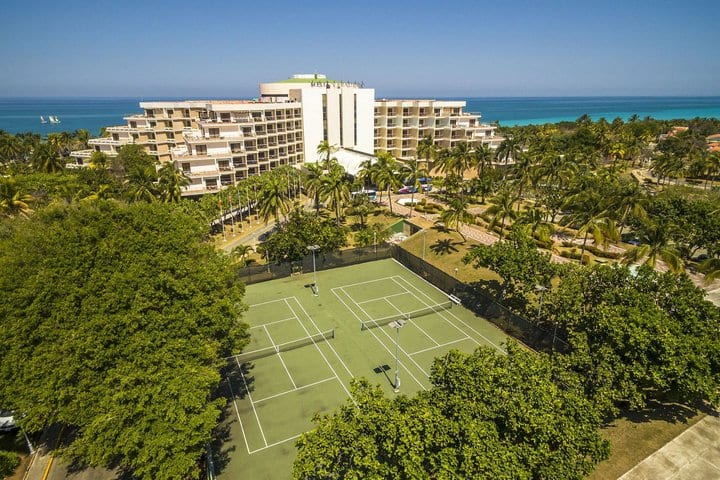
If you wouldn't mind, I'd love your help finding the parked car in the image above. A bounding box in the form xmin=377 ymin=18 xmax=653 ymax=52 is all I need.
xmin=397 ymin=185 xmax=418 ymax=194
xmin=0 ymin=410 xmax=17 ymax=433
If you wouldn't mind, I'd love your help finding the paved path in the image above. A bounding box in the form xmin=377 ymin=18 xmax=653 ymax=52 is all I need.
xmin=619 ymin=413 xmax=720 ymax=480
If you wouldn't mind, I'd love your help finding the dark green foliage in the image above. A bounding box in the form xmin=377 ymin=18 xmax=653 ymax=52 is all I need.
xmin=464 ymin=227 xmax=558 ymax=305
xmin=547 ymin=264 xmax=720 ymax=414
xmin=293 ymin=344 xmax=608 ymax=479
xmin=0 ymin=201 xmax=248 ymax=480
xmin=0 ymin=450 xmax=20 ymax=478
xmin=261 ymin=207 xmax=348 ymax=263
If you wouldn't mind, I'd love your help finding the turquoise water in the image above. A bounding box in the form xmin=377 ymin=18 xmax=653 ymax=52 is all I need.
xmin=463 ymin=96 xmax=720 ymax=126
xmin=1 ymin=96 xmax=720 ymax=135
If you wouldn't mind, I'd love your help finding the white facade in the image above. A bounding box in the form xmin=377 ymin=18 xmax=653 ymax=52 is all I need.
xmin=261 ymin=75 xmax=375 ymax=163
xmin=69 ymin=73 xmax=500 ymax=195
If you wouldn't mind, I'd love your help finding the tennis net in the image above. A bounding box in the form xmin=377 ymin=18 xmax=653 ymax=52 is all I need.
xmin=360 ymin=301 xmax=453 ymax=330
xmin=231 ymin=329 xmax=335 ymax=363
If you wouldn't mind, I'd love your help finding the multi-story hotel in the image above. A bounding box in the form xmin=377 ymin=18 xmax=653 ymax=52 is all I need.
xmin=71 ymin=74 xmax=501 ymax=196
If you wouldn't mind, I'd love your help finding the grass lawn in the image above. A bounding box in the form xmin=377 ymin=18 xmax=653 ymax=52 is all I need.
xmin=589 ymin=406 xmax=706 ymax=479
xmin=399 ymin=225 xmax=499 ymax=284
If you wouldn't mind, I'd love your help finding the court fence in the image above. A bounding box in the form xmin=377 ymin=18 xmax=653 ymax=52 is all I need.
xmin=237 ymin=241 xmax=566 ymax=353
xmin=238 ymin=243 xmax=394 ymax=285
xmin=390 ymin=246 xmax=568 ymax=353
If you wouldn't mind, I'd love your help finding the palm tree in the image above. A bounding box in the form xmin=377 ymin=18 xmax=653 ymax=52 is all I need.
xmin=496 ymin=137 xmax=522 ymax=180
xmin=31 ymin=143 xmax=64 ymax=173
xmin=519 ymin=206 xmax=553 ymax=242
xmin=400 ymin=159 xmax=428 ymax=217
xmin=157 ymin=163 xmax=190 ymax=203
xmin=610 ymin=179 xmax=648 ymax=237
xmin=258 ymin=175 xmax=291 ymax=223
xmin=416 ymin=135 xmax=436 ymax=170
xmin=704 ymin=152 xmax=720 ymax=189
xmin=320 ymin=163 xmax=351 ymax=226
xmin=372 ymin=151 xmax=402 ymax=214
xmin=232 ymin=244 xmax=254 ymax=266
xmin=440 ymin=198 xmax=473 ymax=242
xmin=0 ymin=135 xmax=23 ymax=164
xmin=0 ymin=178 xmax=33 ymax=218
xmin=124 ymin=165 xmax=159 ymax=203
xmin=575 ymin=215 xmax=619 ymax=264
xmin=486 ymin=189 xmax=519 ymax=239
xmin=621 ymin=220 xmax=684 ymax=273
xmin=472 ymin=143 xmax=494 ymax=203
xmin=304 ymin=163 xmax=325 ymax=214
xmin=317 ymin=140 xmax=337 ymax=169
xmin=699 ymin=257 xmax=720 ymax=284
xmin=509 ymin=151 xmax=534 ymax=210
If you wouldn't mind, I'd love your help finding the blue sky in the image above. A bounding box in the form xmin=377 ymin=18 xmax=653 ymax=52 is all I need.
xmin=1 ymin=0 xmax=718 ymax=97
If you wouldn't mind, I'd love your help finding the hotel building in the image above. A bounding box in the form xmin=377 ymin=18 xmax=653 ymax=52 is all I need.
xmin=71 ymin=74 xmax=501 ymax=196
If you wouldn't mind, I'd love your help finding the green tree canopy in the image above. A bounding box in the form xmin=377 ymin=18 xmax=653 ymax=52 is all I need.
xmin=294 ymin=344 xmax=608 ymax=479
xmin=0 ymin=201 xmax=248 ymax=480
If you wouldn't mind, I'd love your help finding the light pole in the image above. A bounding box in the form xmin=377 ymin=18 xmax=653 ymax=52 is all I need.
xmin=389 ymin=319 xmax=406 ymax=393
xmin=535 ymin=284 xmax=553 ymax=351
xmin=373 ymin=230 xmax=377 ymax=255
xmin=422 ymin=229 xmax=427 ymax=260
xmin=535 ymin=284 xmax=547 ymax=320
xmin=307 ymin=244 xmax=320 ymax=296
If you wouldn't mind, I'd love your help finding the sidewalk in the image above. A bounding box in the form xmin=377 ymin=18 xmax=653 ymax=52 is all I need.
xmin=619 ymin=413 xmax=720 ymax=480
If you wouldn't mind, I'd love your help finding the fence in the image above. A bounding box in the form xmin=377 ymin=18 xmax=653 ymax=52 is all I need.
xmin=390 ymin=245 xmax=567 ymax=353
xmin=238 ymin=243 xmax=394 ymax=285
xmin=235 ymin=239 xmax=565 ymax=353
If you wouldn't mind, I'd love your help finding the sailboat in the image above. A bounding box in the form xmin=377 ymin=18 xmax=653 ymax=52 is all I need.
xmin=40 ymin=116 xmax=48 ymax=123
xmin=49 ymin=116 xmax=60 ymax=124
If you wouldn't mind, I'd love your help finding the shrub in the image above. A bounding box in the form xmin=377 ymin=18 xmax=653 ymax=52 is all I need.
xmin=0 ymin=450 xmax=20 ymax=478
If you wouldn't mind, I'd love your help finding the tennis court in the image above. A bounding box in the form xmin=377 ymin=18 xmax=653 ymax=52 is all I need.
xmin=215 ymin=258 xmax=508 ymax=479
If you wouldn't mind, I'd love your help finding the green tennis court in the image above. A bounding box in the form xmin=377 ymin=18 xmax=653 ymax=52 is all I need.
xmin=215 ymin=258 xmax=508 ymax=479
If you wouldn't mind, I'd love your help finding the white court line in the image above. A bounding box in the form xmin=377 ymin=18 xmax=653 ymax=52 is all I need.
xmin=290 ymin=297 xmax=356 ymax=381
xmin=409 ymin=337 xmax=470 ymax=356
xmin=249 ymin=316 xmax=296 ymax=329
xmin=249 ymin=297 xmax=295 ymax=308
xmin=331 ymin=286 xmax=427 ymax=390
xmin=235 ymin=357 xmax=268 ymax=447
xmin=248 ymin=433 xmax=303 ymax=455
xmin=338 ymin=286 xmax=431 ymax=378
xmin=283 ymin=299 xmax=355 ymax=402
xmin=384 ymin=297 xmax=440 ymax=346
xmin=391 ymin=273 xmax=505 ymax=354
xmin=357 ymin=292 xmax=408 ymax=305
xmin=253 ymin=376 xmax=337 ymax=404
xmin=332 ymin=275 xmax=402 ymax=290
xmin=226 ymin=377 xmax=252 ymax=455
xmin=263 ymin=325 xmax=297 ymax=389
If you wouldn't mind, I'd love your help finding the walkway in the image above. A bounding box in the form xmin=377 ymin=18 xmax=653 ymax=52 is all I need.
xmin=619 ymin=413 xmax=720 ymax=480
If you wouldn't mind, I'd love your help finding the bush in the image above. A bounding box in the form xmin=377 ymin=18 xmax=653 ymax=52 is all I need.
xmin=560 ymin=241 xmax=619 ymax=259
xmin=559 ymin=250 xmax=591 ymax=264
xmin=0 ymin=450 xmax=20 ymax=478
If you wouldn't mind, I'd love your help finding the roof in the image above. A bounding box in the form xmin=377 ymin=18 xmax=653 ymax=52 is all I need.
xmin=707 ymin=134 xmax=720 ymax=142
xmin=276 ymin=77 xmax=342 ymax=84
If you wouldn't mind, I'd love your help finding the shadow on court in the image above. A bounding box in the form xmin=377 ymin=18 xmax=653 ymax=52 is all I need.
xmin=373 ymin=364 xmax=394 ymax=388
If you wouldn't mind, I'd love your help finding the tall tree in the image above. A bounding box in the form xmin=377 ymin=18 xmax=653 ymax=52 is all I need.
xmin=416 ymin=135 xmax=436 ymax=170
xmin=439 ymin=197 xmax=473 ymax=242
xmin=258 ymin=174 xmax=292 ymax=223
xmin=486 ymin=188 xmax=519 ymax=239
xmin=400 ymin=158 xmax=428 ymax=217
xmin=157 ymin=163 xmax=190 ymax=203
xmin=372 ymin=151 xmax=401 ymax=214
xmin=622 ymin=220 xmax=684 ymax=273
xmin=320 ymin=163 xmax=351 ymax=226
xmin=0 ymin=201 xmax=248 ymax=480
xmin=303 ymin=163 xmax=325 ymax=215
xmin=316 ymin=140 xmax=337 ymax=169
xmin=0 ymin=178 xmax=33 ymax=218
xmin=31 ymin=143 xmax=64 ymax=173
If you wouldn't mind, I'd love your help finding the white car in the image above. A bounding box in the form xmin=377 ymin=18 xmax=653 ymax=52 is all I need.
xmin=0 ymin=410 xmax=17 ymax=433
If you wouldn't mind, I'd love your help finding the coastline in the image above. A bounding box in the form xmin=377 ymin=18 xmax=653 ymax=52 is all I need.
xmin=2 ymin=96 xmax=720 ymax=135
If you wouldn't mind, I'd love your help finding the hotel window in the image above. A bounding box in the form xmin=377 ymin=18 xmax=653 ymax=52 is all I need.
xmin=167 ymin=109 xmax=174 ymax=116
xmin=184 ymin=120 xmax=191 ymax=128
xmin=196 ymin=145 xmax=207 ymax=155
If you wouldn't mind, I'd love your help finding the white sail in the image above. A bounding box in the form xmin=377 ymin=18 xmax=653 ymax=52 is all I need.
xmin=40 ymin=116 xmax=47 ymax=123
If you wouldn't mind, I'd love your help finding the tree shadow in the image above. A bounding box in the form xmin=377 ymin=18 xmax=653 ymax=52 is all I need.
xmin=209 ymin=362 xmax=256 ymax=476
xmin=430 ymin=238 xmax=460 ymax=255
xmin=605 ymin=399 xmax=716 ymax=428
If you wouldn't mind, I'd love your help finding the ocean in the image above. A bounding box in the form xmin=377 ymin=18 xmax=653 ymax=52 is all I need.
xmin=1 ymin=96 xmax=720 ymax=136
